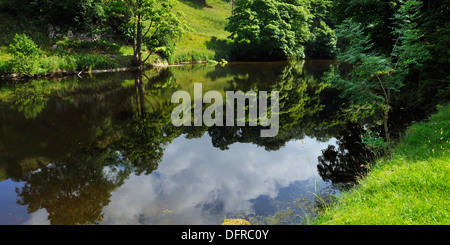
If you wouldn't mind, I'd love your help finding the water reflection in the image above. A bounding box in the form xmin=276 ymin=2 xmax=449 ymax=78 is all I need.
xmin=102 ymin=136 xmax=331 ymax=225
xmin=318 ymin=123 xmax=374 ymax=187
xmin=0 ymin=60 xmax=372 ymax=225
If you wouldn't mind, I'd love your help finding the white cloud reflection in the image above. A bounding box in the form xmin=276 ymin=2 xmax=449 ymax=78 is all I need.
xmin=23 ymin=209 xmax=50 ymax=225
xmin=101 ymin=135 xmax=332 ymax=225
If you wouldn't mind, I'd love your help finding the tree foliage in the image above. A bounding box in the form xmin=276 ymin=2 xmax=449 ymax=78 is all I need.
xmin=330 ymin=0 xmax=400 ymax=54
xmin=7 ymin=34 xmax=44 ymax=76
xmin=305 ymin=20 xmax=336 ymax=59
xmin=225 ymin=0 xmax=310 ymax=61
xmin=324 ymin=0 xmax=431 ymax=143
xmin=122 ymin=0 xmax=185 ymax=66
xmin=304 ymin=0 xmax=336 ymax=59
xmin=3 ymin=0 xmax=106 ymax=30
xmin=8 ymin=34 xmax=42 ymax=59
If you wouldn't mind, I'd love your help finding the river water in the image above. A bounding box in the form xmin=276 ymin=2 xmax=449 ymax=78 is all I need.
xmin=0 ymin=60 xmax=375 ymax=225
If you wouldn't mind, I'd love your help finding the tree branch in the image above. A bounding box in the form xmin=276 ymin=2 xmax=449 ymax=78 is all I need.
xmin=142 ymin=50 xmax=155 ymax=64
xmin=143 ymin=19 xmax=154 ymax=38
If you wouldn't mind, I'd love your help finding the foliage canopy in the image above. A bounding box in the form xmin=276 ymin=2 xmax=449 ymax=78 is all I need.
xmin=225 ymin=0 xmax=310 ymax=61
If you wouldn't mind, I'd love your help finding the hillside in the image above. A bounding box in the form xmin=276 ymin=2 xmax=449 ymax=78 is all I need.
xmin=170 ymin=0 xmax=232 ymax=63
xmin=0 ymin=0 xmax=232 ymax=74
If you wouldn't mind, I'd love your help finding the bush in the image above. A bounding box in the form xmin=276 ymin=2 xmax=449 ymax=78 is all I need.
xmin=0 ymin=61 xmax=8 ymax=74
xmin=0 ymin=53 xmax=118 ymax=76
xmin=9 ymin=34 xmax=42 ymax=59
xmin=9 ymin=59 xmax=43 ymax=76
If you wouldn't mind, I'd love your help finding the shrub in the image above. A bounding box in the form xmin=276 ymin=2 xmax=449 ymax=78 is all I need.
xmin=9 ymin=59 xmax=43 ymax=76
xmin=8 ymin=34 xmax=42 ymax=59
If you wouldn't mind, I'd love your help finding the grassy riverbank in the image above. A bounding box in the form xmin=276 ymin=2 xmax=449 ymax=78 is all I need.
xmin=314 ymin=104 xmax=450 ymax=225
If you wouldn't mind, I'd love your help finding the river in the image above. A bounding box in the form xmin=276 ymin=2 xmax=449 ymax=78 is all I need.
xmin=0 ymin=60 xmax=377 ymax=225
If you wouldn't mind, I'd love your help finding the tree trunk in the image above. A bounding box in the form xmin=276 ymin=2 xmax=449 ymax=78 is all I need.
xmin=133 ymin=16 xmax=143 ymax=67
xmin=383 ymin=107 xmax=390 ymax=145
xmin=134 ymin=73 xmax=145 ymax=117
xmin=132 ymin=0 xmax=143 ymax=68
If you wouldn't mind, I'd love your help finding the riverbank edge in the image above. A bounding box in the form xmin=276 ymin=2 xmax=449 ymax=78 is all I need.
xmin=313 ymin=103 xmax=450 ymax=225
xmin=0 ymin=60 xmax=212 ymax=81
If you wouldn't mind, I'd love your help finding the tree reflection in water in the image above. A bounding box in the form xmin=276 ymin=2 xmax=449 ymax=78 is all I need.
xmin=1 ymin=61 xmax=380 ymax=224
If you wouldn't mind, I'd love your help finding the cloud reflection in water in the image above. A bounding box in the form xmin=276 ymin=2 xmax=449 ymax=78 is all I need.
xmin=101 ymin=135 xmax=332 ymax=225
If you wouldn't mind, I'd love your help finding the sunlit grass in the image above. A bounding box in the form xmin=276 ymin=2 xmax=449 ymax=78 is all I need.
xmin=0 ymin=47 xmax=11 ymax=62
xmin=170 ymin=0 xmax=232 ymax=63
xmin=314 ymin=104 xmax=450 ymax=225
xmin=174 ymin=0 xmax=231 ymax=38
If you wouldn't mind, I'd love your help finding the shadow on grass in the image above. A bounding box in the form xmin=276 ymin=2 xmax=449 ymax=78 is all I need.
xmin=179 ymin=0 xmax=212 ymax=9
xmin=205 ymin=36 xmax=232 ymax=60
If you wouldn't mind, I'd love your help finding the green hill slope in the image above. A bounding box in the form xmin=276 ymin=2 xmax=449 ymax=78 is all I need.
xmin=0 ymin=0 xmax=232 ymax=71
xmin=170 ymin=0 xmax=232 ymax=63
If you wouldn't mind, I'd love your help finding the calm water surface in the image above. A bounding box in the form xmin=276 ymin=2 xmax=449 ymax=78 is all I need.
xmin=0 ymin=60 xmax=372 ymax=225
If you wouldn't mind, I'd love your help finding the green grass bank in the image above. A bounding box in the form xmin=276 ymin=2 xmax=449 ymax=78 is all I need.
xmin=314 ymin=104 xmax=450 ymax=225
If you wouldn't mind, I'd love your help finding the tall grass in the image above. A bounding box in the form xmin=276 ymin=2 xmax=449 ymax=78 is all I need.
xmin=0 ymin=54 xmax=119 ymax=76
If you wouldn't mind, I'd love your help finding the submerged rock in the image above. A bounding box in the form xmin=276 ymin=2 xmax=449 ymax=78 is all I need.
xmin=221 ymin=219 xmax=251 ymax=225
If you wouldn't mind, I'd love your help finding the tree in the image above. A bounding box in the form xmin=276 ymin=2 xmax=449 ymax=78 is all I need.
xmin=225 ymin=0 xmax=310 ymax=61
xmin=123 ymin=0 xmax=184 ymax=67
xmin=330 ymin=0 xmax=400 ymax=54
xmin=8 ymin=0 xmax=106 ymax=30
xmin=324 ymin=0 xmax=430 ymax=144
xmin=305 ymin=20 xmax=336 ymax=59
xmin=304 ymin=0 xmax=336 ymax=59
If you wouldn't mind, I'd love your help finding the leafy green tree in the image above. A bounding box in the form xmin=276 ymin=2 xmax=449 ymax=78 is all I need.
xmin=122 ymin=0 xmax=185 ymax=67
xmin=324 ymin=0 xmax=430 ymax=143
xmin=413 ymin=0 xmax=450 ymax=104
xmin=305 ymin=20 xmax=336 ymax=59
xmin=225 ymin=0 xmax=310 ymax=61
xmin=330 ymin=0 xmax=400 ymax=54
xmin=104 ymin=0 xmax=134 ymax=40
xmin=307 ymin=0 xmax=333 ymax=27
xmin=304 ymin=0 xmax=336 ymax=59
xmin=10 ymin=0 xmax=106 ymax=30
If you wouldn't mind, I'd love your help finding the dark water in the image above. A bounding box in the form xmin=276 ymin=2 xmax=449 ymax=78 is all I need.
xmin=0 ymin=60 xmax=376 ymax=225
